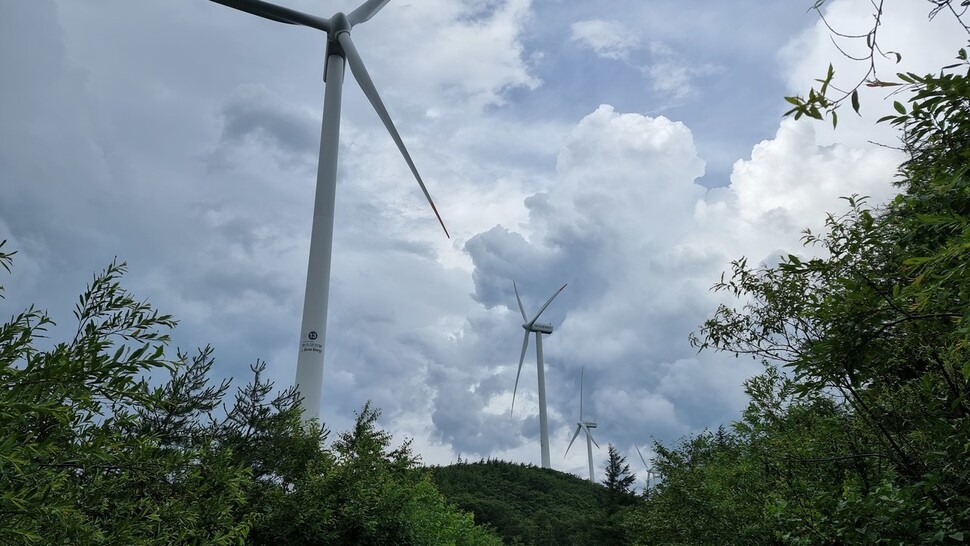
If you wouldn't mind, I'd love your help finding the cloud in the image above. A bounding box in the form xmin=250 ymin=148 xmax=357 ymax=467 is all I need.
xmin=214 ymin=83 xmax=319 ymax=166
xmin=567 ymin=16 xmax=721 ymax=105
xmin=644 ymin=41 xmax=722 ymax=103
xmin=779 ymin=0 xmax=968 ymax=147
xmin=360 ymin=0 xmax=540 ymax=112
xmin=455 ymin=102 xmax=899 ymax=463
xmin=727 ymin=119 xmax=900 ymax=226
xmin=570 ymin=19 xmax=641 ymax=60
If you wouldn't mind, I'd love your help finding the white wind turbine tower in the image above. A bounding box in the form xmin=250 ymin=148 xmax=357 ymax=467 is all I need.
xmin=207 ymin=0 xmax=449 ymax=421
xmin=635 ymin=444 xmax=656 ymax=492
xmin=511 ymin=281 xmax=567 ymax=469
xmin=564 ymin=367 xmax=599 ymax=482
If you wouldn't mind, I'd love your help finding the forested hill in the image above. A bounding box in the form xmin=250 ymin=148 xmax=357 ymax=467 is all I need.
xmin=429 ymin=460 xmax=629 ymax=545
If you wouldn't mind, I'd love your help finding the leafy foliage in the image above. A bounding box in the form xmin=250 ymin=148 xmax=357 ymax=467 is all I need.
xmin=250 ymin=403 xmax=501 ymax=546
xmin=0 ymin=259 xmax=252 ymax=544
xmin=0 ymin=254 xmax=499 ymax=545
xmin=630 ymin=23 xmax=970 ymax=544
xmin=624 ymin=423 xmax=777 ymax=545
xmin=783 ymin=1 xmax=969 ymax=126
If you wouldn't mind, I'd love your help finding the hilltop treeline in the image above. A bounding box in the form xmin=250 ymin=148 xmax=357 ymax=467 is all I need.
xmin=429 ymin=459 xmax=626 ymax=545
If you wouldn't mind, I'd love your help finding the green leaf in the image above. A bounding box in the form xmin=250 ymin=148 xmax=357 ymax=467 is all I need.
xmin=851 ymin=89 xmax=860 ymax=114
xmin=866 ymin=80 xmax=903 ymax=87
xmin=893 ymin=101 xmax=906 ymax=114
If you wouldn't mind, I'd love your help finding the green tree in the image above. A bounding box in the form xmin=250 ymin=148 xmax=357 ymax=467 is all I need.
xmin=0 ymin=254 xmax=253 ymax=544
xmin=686 ymin=43 xmax=970 ymax=541
xmin=630 ymin=5 xmax=970 ymax=542
xmin=0 ymin=247 xmax=501 ymax=545
xmin=250 ymin=402 xmax=501 ymax=546
xmin=602 ymin=444 xmax=636 ymax=504
xmin=623 ymin=401 xmax=782 ymax=545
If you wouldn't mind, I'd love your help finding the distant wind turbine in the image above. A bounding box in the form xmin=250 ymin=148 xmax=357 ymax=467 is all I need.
xmin=635 ymin=443 xmax=656 ymax=491
xmin=206 ymin=0 xmax=449 ymax=421
xmin=511 ymin=281 xmax=567 ymax=469
xmin=565 ymin=367 xmax=599 ymax=482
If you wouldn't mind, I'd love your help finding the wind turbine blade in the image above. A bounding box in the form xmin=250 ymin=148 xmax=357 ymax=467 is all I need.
xmin=581 ymin=423 xmax=600 ymax=449
xmin=635 ymin=443 xmax=650 ymax=470
xmin=527 ymin=283 xmax=567 ymax=327
xmin=513 ymin=281 xmax=528 ymax=322
xmin=510 ymin=331 xmax=530 ymax=415
xmin=347 ymin=0 xmax=391 ymax=26
xmin=209 ymin=0 xmax=330 ymax=32
xmin=564 ymin=425 xmax=581 ymax=456
xmin=337 ymin=32 xmax=449 ymax=238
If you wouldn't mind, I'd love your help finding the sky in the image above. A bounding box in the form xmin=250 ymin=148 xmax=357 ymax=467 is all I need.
xmin=2 ymin=0 xmax=967 ymax=483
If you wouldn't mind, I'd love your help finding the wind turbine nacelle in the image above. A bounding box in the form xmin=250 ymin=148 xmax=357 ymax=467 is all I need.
xmin=529 ymin=323 xmax=554 ymax=334
xmin=582 ymin=421 xmax=597 ymax=429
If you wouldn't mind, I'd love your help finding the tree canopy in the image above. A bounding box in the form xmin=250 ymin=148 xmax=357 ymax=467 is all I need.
xmin=625 ymin=4 xmax=970 ymax=542
xmin=0 ymin=251 xmax=499 ymax=545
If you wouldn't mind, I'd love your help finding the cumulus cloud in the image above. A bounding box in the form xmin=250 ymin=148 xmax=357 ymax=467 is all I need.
xmin=570 ymin=19 xmax=641 ymax=60
xmin=728 ymin=120 xmax=900 ymax=224
xmin=457 ymin=103 xmax=898 ymax=470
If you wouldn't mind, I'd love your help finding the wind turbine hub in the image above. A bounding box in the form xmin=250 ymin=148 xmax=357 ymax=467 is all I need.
xmin=329 ymin=12 xmax=351 ymax=34
xmin=323 ymin=12 xmax=351 ymax=80
xmin=530 ymin=323 xmax=553 ymax=334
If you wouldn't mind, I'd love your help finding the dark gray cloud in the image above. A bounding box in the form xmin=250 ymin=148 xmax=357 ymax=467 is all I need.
xmin=214 ymin=84 xmax=319 ymax=166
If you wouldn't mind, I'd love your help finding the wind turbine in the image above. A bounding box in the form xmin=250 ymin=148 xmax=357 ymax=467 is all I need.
xmin=635 ymin=443 xmax=656 ymax=492
xmin=511 ymin=281 xmax=566 ymax=469
xmin=206 ymin=0 xmax=449 ymax=421
xmin=564 ymin=367 xmax=599 ymax=483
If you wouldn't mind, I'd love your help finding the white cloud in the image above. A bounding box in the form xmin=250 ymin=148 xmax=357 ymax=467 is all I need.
xmin=361 ymin=0 xmax=540 ymax=112
xmin=780 ymin=0 xmax=968 ymax=147
xmin=461 ymin=102 xmax=898 ymax=461
xmin=644 ymin=41 xmax=722 ymax=102
xmin=731 ymin=120 xmax=899 ymax=223
xmin=570 ymin=19 xmax=641 ymax=60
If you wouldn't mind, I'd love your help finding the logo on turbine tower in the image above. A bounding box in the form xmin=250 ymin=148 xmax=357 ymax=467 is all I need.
xmin=302 ymin=331 xmax=323 ymax=354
